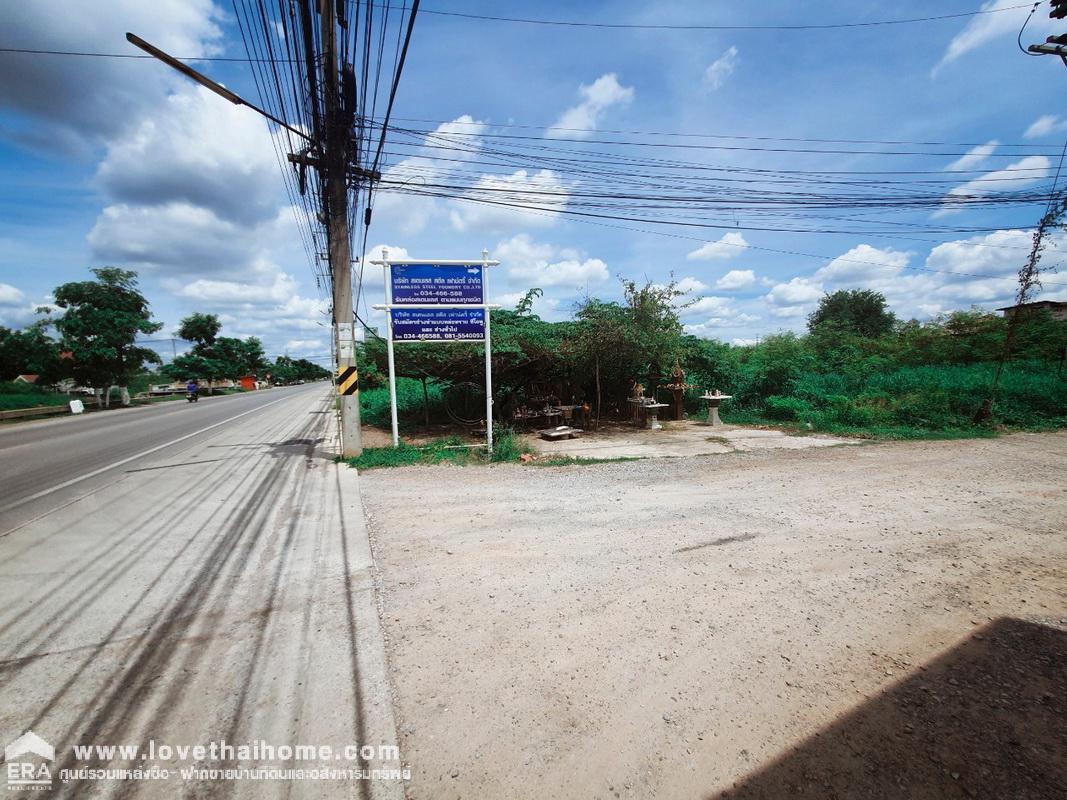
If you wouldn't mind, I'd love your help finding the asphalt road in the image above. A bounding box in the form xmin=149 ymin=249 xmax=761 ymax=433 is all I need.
xmin=0 ymin=383 xmax=402 ymax=798
xmin=0 ymin=383 xmax=328 ymax=533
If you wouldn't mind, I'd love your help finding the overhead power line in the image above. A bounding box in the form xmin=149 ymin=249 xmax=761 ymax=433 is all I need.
xmin=419 ymin=192 xmax=1067 ymax=287
xmin=384 ymin=115 xmax=1053 ymax=150
xmin=0 ymin=1 xmax=1040 ymax=64
xmin=417 ymin=3 xmax=1036 ymax=31
xmin=390 ymin=124 xmax=1059 ymax=158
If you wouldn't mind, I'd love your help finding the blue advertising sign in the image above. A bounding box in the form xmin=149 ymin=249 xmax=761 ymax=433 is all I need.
xmin=390 ymin=264 xmax=484 ymax=305
xmin=390 ymin=308 xmax=485 ymax=342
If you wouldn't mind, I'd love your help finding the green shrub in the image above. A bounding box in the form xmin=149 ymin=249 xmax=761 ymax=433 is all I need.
xmin=763 ymin=395 xmax=814 ymax=421
xmin=491 ymin=426 xmax=533 ymax=462
xmin=736 ymin=360 xmax=1064 ymax=437
xmin=359 ymin=378 xmax=447 ymax=429
xmin=346 ymin=429 xmax=533 ymax=470
xmin=0 ymin=381 xmax=71 ymax=411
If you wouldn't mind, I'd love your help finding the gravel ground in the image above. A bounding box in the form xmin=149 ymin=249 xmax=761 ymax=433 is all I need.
xmin=360 ymin=432 xmax=1067 ymax=800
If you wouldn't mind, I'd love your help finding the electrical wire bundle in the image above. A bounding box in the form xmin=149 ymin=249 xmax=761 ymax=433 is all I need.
xmin=229 ymin=0 xmax=418 ymax=308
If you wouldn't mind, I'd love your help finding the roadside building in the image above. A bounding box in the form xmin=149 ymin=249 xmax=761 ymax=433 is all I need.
xmin=997 ymin=300 xmax=1067 ymax=321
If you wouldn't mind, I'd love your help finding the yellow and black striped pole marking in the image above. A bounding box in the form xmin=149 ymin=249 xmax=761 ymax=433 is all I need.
xmin=336 ymin=366 xmax=358 ymax=396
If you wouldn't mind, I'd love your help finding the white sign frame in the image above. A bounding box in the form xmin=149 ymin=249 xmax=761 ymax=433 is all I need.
xmin=371 ymin=249 xmax=501 ymax=455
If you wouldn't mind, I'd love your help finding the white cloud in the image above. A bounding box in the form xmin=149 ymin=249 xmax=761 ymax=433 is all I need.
xmin=768 ymin=305 xmax=808 ymax=318
xmin=449 ymin=169 xmax=568 ymax=232
xmin=362 ymin=243 xmax=411 ymax=265
xmin=685 ymin=316 xmax=758 ymax=337
xmin=934 ymin=155 xmax=1051 ymax=217
xmin=815 ymin=244 xmax=912 ymax=284
xmin=0 ymin=1 xmax=223 ymax=152
xmin=0 ymin=283 xmax=26 ymax=306
xmin=530 ymin=259 xmax=608 ymax=287
xmin=174 ymin=270 xmax=300 ymax=305
xmin=945 ymin=140 xmax=998 ymax=172
xmin=680 ymin=294 xmax=762 ymax=337
xmin=714 ymin=269 xmax=757 ymax=291
xmin=88 ymin=202 xmax=298 ymax=281
xmin=925 ymin=229 xmax=1036 ymax=280
xmin=673 ymin=277 xmax=709 ymax=293
xmin=425 ymin=114 xmax=488 ymax=153
xmin=495 ymin=290 xmax=561 ymax=319
xmin=752 ymin=233 xmax=1060 ymax=326
xmin=496 ymin=234 xmax=610 ymax=290
xmin=374 ymin=115 xmax=487 ymax=235
xmin=678 ymin=294 xmax=763 ymax=339
xmin=935 ymin=0 xmax=1051 ymax=73
xmin=546 ymin=74 xmax=634 ymax=139
xmin=703 ymin=46 xmax=739 ymax=90
xmin=0 ymin=283 xmax=47 ymax=329
xmin=686 ymin=231 xmax=748 ymax=261
xmin=1024 ymin=114 xmax=1067 ymax=139
xmin=764 ymin=277 xmax=824 ymax=307
xmin=96 ymin=86 xmax=281 ymax=226
xmin=683 ymin=296 xmax=737 ymax=318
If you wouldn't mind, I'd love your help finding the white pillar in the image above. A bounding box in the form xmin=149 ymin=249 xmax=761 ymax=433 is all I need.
xmin=483 ymin=248 xmax=493 ymax=457
xmin=383 ymin=248 xmax=400 ymax=448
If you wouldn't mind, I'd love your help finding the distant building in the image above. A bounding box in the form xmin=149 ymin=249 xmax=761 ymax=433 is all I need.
xmin=14 ymin=374 xmax=39 ymax=384
xmin=997 ymin=300 xmax=1067 ymax=321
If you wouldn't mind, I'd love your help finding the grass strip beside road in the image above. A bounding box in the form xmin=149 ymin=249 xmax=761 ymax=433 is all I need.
xmin=346 ymin=429 xmax=533 ymax=470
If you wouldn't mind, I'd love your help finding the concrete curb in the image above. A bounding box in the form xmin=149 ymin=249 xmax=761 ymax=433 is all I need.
xmin=329 ymin=459 xmax=407 ymax=800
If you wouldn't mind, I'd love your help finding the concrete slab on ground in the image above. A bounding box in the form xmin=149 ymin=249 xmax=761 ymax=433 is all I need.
xmin=525 ymin=419 xmax=855 ymax=460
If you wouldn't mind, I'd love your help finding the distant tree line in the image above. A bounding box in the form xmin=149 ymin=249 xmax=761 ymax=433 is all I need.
xmin=0 ymin=267 xmax=328 ymax=405
xmin=359 ymin=282 xmax=1066 ymax=431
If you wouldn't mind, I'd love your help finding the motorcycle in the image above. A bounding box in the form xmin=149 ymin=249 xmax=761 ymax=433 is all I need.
xmin=187 ymin=390 xmax=199 ymax=403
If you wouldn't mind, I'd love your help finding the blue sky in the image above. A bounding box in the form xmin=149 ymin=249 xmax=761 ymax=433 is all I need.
xmin=1 ymin=0 xmax=1066 ymax=362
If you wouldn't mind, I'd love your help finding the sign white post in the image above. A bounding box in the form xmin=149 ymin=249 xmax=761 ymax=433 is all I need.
xmin=371 ymin=252 xmax=500 ymax=456
xmin=482 ymin=248 xmax=494 ymax=456
xmin=382 ymin=247 xmax=401 ymax=448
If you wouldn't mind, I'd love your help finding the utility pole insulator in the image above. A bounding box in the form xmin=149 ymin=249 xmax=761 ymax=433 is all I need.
xmin=348 ymin=166 xmax=382 ymax=181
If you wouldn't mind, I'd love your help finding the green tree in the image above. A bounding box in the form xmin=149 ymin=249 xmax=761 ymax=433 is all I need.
xmin=52 ymin=268 xmax=162 ymax=405
xmin=164 ymin=314 xmax=266 ymax=390
xmin=575 ymin=298 xmax=629 ymax=427
xmin=271 ymin=356 xmax=329 ymax=384
xmin=0 ymin=322 xmax=63 ymax=383
xmin=807 ymin=289 xmax=896 ymax=339
xmin=575 ymin=278 xmax=688 ymax=420
xmin=177 ymin=313 xmax=221 ymax=347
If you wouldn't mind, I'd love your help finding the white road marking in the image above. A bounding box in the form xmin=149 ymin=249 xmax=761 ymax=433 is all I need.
xmin=0 ymin=394 xmax=295 ymax=514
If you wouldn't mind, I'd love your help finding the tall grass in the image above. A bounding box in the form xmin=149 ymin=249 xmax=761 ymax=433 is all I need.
xmin=0 ymin=381 xmax=70 ymax=411
xmin=722 ymin=361 xmax=1065 ymax=437
xmin=359 ymin=377 xmax=446 ymax=429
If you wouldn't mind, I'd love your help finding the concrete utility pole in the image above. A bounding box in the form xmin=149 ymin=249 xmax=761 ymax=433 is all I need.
xmin=320 ymin=0 xmax=362 ymax=457
xmin=127 ymin=11 xmax=366 ymax=458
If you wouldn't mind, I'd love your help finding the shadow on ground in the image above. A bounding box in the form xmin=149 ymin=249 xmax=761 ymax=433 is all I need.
xmin=712 ymin=617 xmax=1067 ymax=800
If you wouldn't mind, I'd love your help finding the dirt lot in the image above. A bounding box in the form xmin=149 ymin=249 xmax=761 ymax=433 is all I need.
xmin=360 ymin=432 xmax=1067 ymax=800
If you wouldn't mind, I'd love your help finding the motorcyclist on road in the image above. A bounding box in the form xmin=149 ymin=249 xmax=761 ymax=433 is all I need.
xmin=186 ymin=378 xmax=199 ymax=402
